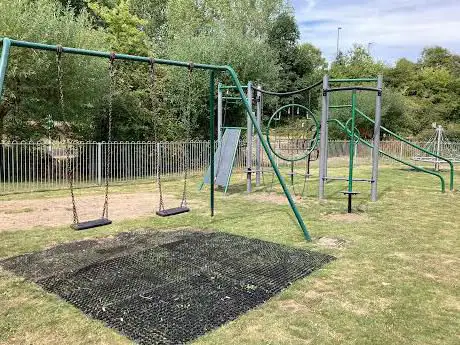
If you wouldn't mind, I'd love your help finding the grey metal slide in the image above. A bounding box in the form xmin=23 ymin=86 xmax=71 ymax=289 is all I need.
xmin=201 ymin=128 xmax=242 ymax=193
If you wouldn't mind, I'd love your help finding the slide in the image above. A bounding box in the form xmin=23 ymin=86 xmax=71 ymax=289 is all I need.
xmin=201 ymin=128 xmax=242 ymax=193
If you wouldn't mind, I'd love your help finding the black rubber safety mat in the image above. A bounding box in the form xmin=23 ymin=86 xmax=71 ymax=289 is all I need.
xmin=1 ymin=230 xmax=334 ymax=345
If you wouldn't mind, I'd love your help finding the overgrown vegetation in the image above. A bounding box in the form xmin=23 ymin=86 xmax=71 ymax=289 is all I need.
xmin=0 ymin=0 xmax=459 ymax=141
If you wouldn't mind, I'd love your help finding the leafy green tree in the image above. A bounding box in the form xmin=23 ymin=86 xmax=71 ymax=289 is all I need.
xmin=331 ymin=44 xmax=385 ymax=78
xmin=267 ymin=12 xmax=299 ymax=91
xmin=87 ymin=0 xmax=149 ymax=55
xmin=0 ymin=0 xmax=110 ymax=140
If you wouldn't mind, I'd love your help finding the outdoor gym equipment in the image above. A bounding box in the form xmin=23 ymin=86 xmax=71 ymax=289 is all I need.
xmin=0 ymin=37 xmax=312 ymax=241
xmin=412 ymin=124 xmax=460 ymax=171
xmin=319 ymin=75 xmax=454 ymax=213
xmin=201 ymin=82 xmax=251 ymax=193
xmin=250 ymin=82 xmax=321 ymax=196
xmin=201 ymin=127 xmax=241 ymax=193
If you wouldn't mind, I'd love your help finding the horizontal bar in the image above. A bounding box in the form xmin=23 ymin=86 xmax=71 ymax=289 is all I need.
xmin=222 ymin=97 xmax=242 ymax=100
xmin=220 ymin=85 xmax=248 ymax=90
xmin=222 ymin=126 xmax=246 ymax=129
xmin=251 ymin=80 xmax=322 ymax=96
xmin=329 ymin=105 xmax=352 ymax=109
xmin=6 ymin=38 xmax=228 ymax=71
xmin=329 ymin=78 xmax=378 ymax=83
xmin=325 ymin=176 xmax=374 ymax=182
xmin=326 ymin=86 xmax=381 ymax=93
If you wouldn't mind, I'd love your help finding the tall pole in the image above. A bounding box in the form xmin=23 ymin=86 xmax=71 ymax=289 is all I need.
xmin=255 ymin=85 xmax=262 ymax=186
xmin=371 ymin=75 xmax=383 ymax=201
xmin=217 ymin=82 xmax=223 ymax=145
xmin=435 ymin=125 xmax=442 ymax=171
xmin=209 ymin=71 xmax=216 ymax=216
xmin=346 ymin=90 xmax=357 ymax=213
xmin=246 ymin=81 xmax=253 ymax=193
xmin=319 ymin=75 xmax=329 ymax=199
xmin=0 ymin=38 xmax=12 ymax=99
xmin=336 ymin=27 xmax=342 ymax=59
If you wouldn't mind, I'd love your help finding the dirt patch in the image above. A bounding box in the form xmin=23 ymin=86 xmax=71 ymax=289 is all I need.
xmin=324 ymin=213 xmax=369 ymax=222
xmin=0 ymin=192 xmax=181 ymax=232
xmin=316 ymin=237 xmax=348 ymax=249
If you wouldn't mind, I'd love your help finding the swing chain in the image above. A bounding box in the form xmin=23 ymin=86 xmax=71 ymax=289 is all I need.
xmin=102 ymin=53 xmax=116 ymax=219
xmin=180 ymin=63 xmax=193 ymax=208
xmin=148 ymin=59 xmax=165 ymax=211
xmin=56 ymin=46 xmax=79 ymax=225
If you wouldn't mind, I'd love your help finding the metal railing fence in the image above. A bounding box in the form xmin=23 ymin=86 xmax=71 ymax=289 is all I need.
xmin=1 ymin=140 xmax=459 ymax=194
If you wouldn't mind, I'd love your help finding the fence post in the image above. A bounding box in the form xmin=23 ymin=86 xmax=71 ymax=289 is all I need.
xmin=97 ymin=142 xmax=102 ymax=186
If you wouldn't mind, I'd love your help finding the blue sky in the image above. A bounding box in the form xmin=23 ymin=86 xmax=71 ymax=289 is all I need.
xmin=292 ymin=0 xmax=460 ymax=64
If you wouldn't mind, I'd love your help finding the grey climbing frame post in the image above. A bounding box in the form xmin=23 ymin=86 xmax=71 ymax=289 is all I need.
xmin=370 ymin=75 xmax=383 ymax=201
xmin=255 ymin=84 xmax=262 ymax=186
xmin=319 ymin=75 xmax=329 ymax=199
xmin=246 ymin=81 xmax=253 ymax=193
xmin=217 ymin=82 xmax=223 ymax=145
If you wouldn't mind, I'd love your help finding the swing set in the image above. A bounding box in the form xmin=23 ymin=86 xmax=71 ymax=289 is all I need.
xmin=0 ymin=37 xmax=313 ymax=241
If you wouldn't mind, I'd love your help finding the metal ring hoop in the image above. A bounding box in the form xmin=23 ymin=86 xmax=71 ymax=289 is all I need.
xmin=266 ymin=104 xmax=319 ymax=162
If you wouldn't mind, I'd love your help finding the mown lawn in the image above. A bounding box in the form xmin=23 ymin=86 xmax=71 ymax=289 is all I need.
xmin=0 ymin=163 xmax=458 ymax=345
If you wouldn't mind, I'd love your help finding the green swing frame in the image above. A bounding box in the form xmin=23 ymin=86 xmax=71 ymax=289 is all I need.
xmin=0 ymin=37 xmax=312 ymax=241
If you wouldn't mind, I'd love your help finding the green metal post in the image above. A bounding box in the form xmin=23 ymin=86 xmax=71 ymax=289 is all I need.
xmin=225 ymin=68 xmax=312 ymax=241
xmin=0 ymin=38 xmax=11 ymax=99
xmin=348 ymin=91 xmax=357 ymax=193
xmin=209 ymin=71 xmax=215 ymax=216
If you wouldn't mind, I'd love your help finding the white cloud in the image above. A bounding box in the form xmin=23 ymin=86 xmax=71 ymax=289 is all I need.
xmin=293 ymin=0 xmax=460 ymax=64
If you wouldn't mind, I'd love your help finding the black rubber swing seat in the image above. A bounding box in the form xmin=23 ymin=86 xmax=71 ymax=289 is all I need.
xmin=71 ymin=218 xmax=112 ymax=231
xmin=156 ymin=207 xmax=190 ymax=217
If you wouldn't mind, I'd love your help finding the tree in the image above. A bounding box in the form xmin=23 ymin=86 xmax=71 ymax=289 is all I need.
xmin=87 ymin=0 xmax=149 ymax=55
xmin=267 ymin=12 xmax=299 ymax=91
xmin=331 ymin=44 xmax=385 ymax=78
xmin=0 ymin=0 xmax=110 ymax=140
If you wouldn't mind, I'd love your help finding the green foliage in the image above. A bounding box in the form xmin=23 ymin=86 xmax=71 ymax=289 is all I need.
xmin=87 ymin=0 xmax=149 ymax=55
xmin=331 ymin=44 xmax=385 ymax=78
xmin=268 ymin=12 xmax=299 ymax=91
xmin=1 ymin=1 xmax=458 ymax=143
xmin=385 ymin=47 xmax=460 ymax=137
xmin=0 ymin=0 xmax=110 ymax=140
xmin=165 ymin=28 xmax=280 ymax=137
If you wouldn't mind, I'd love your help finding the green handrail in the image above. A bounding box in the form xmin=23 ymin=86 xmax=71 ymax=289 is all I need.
xmin=355 ymin=108 xmax=454 ymax=190
xmin=328 ymin=118 xmax=446 ymax=192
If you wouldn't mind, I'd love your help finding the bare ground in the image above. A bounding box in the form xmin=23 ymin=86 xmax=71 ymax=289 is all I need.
xmin=0 ymin=192 xmax=181 ymax=232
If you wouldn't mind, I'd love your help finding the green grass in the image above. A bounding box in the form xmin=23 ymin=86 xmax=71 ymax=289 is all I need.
xmin=0 ymin=163 xmax=459 ymax=345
